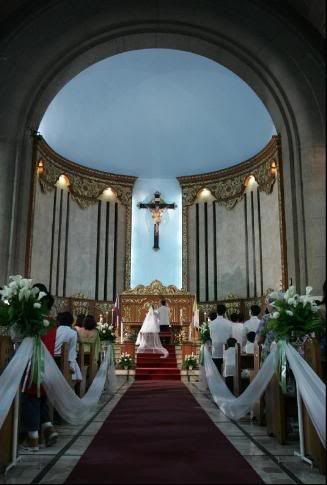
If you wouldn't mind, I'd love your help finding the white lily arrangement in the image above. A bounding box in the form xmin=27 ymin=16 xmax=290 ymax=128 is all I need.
xmin=0 ymin=275 xmax=51 ymax=336
xmin=183 ymin=353 xmax=198 ymax=370
xmin=0 ymin=275 xmax=54 ymax=396
xmin=118 ymin=352 xmax=133 ymax=369
xmin=97 ymin=322 xmax=116 ymax=342
xmin=267 ymin=286 xmax=322 ymax=340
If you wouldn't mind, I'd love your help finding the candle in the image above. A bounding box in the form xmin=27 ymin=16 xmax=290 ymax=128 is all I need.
xmin=111 ymin=308 xmax=114 ymax=325
xmin=204 ymin=311 xmax=207 ymax=323
xmin=180 ymin=309 xmax=183 ymax=324
xmin=120 ymin=321 xmax=123 ymax=344
xmin=99 ymin=314 xmax=103 ymax=324
xmin=105 ymin=311 xmax=109 ymax=324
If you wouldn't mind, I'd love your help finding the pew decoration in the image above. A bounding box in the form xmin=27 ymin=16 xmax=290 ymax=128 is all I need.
xmin=0 ymin=337 xmax=116 ymax=430
xmin=0 ymin=275 xmax=54 ymax=396
xmin=97 ymin=322 xmax=116 ymax=342
xmin=267 ymin=286 xmax=322 ymax=340
xmin=267 ymin=286 xmax=323 ymax=394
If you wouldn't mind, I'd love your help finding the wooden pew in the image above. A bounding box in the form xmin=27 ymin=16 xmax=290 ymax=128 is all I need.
xmin=76 ymin=343 xmax=87 ymax=397
xmin=0 ymin=337 xmax=15 ymax=472
xmin=303 ymin=338 xmax=326 ymax=473
xmin=252 ymin=343 xmax=265 ymax=425
xmin=54 ymin=342 xmax=73 ymax=385
xmin=234 ymin=343 xmax=254 ymax=396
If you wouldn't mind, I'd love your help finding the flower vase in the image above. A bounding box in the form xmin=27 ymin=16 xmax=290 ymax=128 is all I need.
xmin=189 ymin=366 xmax=193 ymax=371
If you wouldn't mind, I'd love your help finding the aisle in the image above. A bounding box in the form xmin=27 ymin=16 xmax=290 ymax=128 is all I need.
xmin=66 ymin=381 xmax=263 ymax=484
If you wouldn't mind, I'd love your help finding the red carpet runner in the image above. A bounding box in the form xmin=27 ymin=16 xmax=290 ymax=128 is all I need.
xmin=135 ymin=342 xmax=180 ymax=380
xmin=66 ymin=381 xmax=263 ymax=484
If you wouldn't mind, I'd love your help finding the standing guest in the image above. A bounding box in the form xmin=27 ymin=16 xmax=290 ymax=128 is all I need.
xmin=230 ymin=312 xmax=243 ymax=347
xmin=78 ymin=314 xmax=101 ymax=362
xmin=256 ymin=295 xmax=278 ymax=361
xmin=209 ymin=305 xmax=232 ymax=374
xmin=55 ymin=312 xmax=82 ymax=382
xmin=21 ymin=284 xmax=58 ymax=451
xmin=242 ymin=305 xmax=261 ymax=350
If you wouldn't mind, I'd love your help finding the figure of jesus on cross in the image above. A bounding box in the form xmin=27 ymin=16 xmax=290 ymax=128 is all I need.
xmin=138 ymin=191 xmax=176 ymax=251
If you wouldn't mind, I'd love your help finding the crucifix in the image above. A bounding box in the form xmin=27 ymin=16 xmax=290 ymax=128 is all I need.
xmin=138 ymin=191 xmax=177 ymax=251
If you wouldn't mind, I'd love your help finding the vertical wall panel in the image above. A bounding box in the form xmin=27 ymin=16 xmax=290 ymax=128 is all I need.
xmin=260 ymin=185 xmax=282 ymax=292
xmin=216 ymin=202 xmax=247 ymax=299
xmin=65 ymin=200 xmax=98 ymax=298
xmin=188 ymin=205 xmax=197 ymax=296
xmin=207 ymin=203 xmax=215 ymax=301
xmin=116 ymin=204 xmax=127 ymax=297
xmin=30 ymin=182 xmax=53 ymax=288
xmin=198 ymin=204 xmax=206 ymax=301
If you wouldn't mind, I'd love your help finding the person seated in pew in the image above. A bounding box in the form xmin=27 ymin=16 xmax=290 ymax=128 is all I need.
xmin=21 ymin=285 xmax=58 ymax=451
xmin=77 ymin=314 xmax=101 ymax=363
xmin=55 ymin=312 xmax=82 ymax=383
xmin=222 ymin=337 xmax=237 ymax=393
xmin=209 ymin=305 xmax=232 ymax=374
xmin=244 ymin=331 xmax=256 ymax=354
xmin=230 ymin=313 xmax=243 ymax=347
xmin=242 ymin=305 xmax=261 ymax=350
xmin=74 ymin=313 xmax=85 ymax=334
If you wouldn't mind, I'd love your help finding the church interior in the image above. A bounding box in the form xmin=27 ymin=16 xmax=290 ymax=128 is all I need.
xmin=0 ymin=1 xmax=325 ymax=484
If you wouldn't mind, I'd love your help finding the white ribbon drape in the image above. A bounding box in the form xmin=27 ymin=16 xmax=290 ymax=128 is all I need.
xmin=0 ymin=338 xmax=117 ymax=429
xmin=202 ymin=343 xmax=326 ymax=447
xmin=0 ymin=338 xmax=34 ymax=429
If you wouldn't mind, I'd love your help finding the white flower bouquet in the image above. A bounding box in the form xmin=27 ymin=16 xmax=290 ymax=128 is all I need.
xmin=97 ymin=322 xmax=116 ymax=342
xmin=118 ymin=352 xmax=133 ymax=369
xmin=183 ymin=353 xmax=198 ymax=370
xmin=267 ymin=286 xmax=322 ymax=340
xmin=0 ymin=275 xmax=52 ymax=337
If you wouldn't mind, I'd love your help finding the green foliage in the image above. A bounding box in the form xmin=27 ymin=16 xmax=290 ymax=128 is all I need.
xmin=199 ymin=322 xmax=211 ymax=344
xmin=267 ymin=289 xmax=323 ymax=341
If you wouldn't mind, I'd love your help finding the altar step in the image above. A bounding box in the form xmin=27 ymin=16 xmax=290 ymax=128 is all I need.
xmin=135 ymin=368 xmax=181 ymax=381
xmin=135 ymin=342 xmax=180 ymax=381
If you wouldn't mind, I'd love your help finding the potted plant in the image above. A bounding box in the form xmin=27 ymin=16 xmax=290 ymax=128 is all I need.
xmin=199 ymin=322 xmax=211 ymax=344
xmin=183 ymin=353 xmax=198 ymax=371
xmin=118 ymin=352 xmax=133 ymax=370
xmin=97 ymin=322 xmax=116 ymax=343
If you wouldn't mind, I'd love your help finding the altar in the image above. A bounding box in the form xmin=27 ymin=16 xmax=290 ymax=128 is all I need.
xmin=118 ymin=280 xmax=195 ymax=342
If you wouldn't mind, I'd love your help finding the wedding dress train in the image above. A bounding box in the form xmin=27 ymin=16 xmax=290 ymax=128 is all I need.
xmin=136 ymin=307 xmax=169 ymax=358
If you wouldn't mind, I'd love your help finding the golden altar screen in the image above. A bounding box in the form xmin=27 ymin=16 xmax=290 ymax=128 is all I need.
xmin=119 ymin=280 xmax=194 ymax=326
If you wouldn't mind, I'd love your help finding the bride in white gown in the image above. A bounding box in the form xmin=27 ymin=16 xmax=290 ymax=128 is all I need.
xmin=136 ymin=306 xmax=169 ymax=358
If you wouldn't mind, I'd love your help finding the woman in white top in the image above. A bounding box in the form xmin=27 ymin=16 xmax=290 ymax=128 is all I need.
xmin=136 ymin=305 xmax=168 ymax=358
xmin=55 ymin=312 xmax=83 ymax=382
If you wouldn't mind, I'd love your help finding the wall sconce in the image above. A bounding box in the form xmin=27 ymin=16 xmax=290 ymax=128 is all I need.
xmin=271 ymin=161 xmax=277 ymax=177
xmin=196 ymin=187 xmax=215 ymax=202
xmin=100 ymin=187 xmax=117 ymax=201
xmin=57 ymin=174 xmax=70 ymax=188
xmin=37 ymin=160 xmax=44 ymax=176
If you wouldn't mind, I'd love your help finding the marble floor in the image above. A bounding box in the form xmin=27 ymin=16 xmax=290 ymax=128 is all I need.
xmin=0 ymin=378 xmax=325 ymax=484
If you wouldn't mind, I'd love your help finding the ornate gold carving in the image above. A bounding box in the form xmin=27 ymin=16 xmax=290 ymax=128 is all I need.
xmin=36 ymin=136 xmax=135 ymax=209
xmin=122 ymin=279 xmax=191 ymax=296
xmin=178 ymin=137 xmax=279 ymax=208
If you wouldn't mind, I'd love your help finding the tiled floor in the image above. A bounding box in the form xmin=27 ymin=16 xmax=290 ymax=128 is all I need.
xmin=0 ymin=377 xmax=325 ymax=484
xmin=188 ymin=382 xmax=326 ymax=485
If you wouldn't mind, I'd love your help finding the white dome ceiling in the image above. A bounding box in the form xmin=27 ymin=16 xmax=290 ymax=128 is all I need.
xmin=39 ymin=49 xmax=276 ymax=178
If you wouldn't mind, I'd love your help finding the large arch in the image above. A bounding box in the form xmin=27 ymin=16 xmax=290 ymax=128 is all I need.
xmin=0 ymin=0 xmax=325 ymax=292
